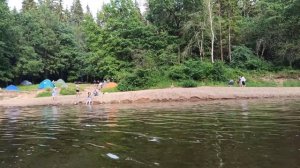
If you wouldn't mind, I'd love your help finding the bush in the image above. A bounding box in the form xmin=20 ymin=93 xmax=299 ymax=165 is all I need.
xmin=36 ymin=90 xmax=51 ymax=97
xmin=180 ymin=80 xmax=198 ymax=88
xmin=231 ymin=45 xmax=272 ymax=70
xmin=168 ymin=60 xmax=228 ymax=82
xmin=210 ymin=61 xmax=227 ymax=81
xmin=118 ymin=68 xmax=158 ymax=91
xmin=60 ymin=87 xmax=76 ymax=95
xmin=168 ymin=65 xmax=188 ymax=80
xmin=184 ymin=60 xmax=213 ymax=80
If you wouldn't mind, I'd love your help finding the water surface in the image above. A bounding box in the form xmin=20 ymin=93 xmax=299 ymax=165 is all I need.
xmin=0 ymin=99 xmax=299 ymax=168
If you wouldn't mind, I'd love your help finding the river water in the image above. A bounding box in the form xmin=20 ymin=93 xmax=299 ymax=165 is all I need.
xmin=0 ymin=99 xmax=299 ymax=168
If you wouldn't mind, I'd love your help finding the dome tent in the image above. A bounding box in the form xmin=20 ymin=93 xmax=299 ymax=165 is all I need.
xmin=21 ymin=80 xmax=32 ymax=86
xmin=5 ymin=85 xmax=19 ymax=91
xmin=38 ymin=79 xmax=54 ymax=89
xmin=55 ymin=79 xmax=68 ymax=88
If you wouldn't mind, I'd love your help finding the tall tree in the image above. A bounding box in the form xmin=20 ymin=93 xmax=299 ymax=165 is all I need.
xmin=205 ymin=0 xmax=215 ymax=63
xmin=70 ymin=0 xmax=84 ymax=25
xmin=0 ymin=0 xmax=18 ymax=83
xmin=21 ymin=0 xmax=37 ymax=12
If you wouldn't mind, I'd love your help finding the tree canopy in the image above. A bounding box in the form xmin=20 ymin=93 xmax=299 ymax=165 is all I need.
xmin=0 ymin=0 xmax=299 ymax=87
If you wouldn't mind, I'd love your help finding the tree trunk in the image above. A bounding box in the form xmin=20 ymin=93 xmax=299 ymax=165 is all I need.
xmin=256 ymin=40 xmax=261 ymax=57
xmin=197 ymin=39 xmax=203 ymax=61
xmin=228 ymin=23 xmax=232 ymax=62
xmin=218 ymin=0 xmax=224 ymax=61
xmin=201 ymin=30 xmax=205 ymax=58
xmin=261 ymin=43 xmax=266 ymax=58
xmin=208 ymin=0 xmax=214 ymax=63
xmin=228 ymin=2 xmax=232 ymax=63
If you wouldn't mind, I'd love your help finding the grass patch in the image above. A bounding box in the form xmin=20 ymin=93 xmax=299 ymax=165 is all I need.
xmin=19 ymin=84 xmax=39 ymax=91
xmin=150 ymin=78 xmax=176 ymax=89
xmin=102 ymin=87 xmax=119 ymax=93
xmin=60 ymin=83 xmax=89 ymax=95
xmin=60 ymin=87 xmax=76 ymax=95
xmin=36 ymin=89 xmax=51 ymax=97
xmin=283 ymin=80 xmax=300 ymax=87
xmin=246 ymin=80 xmax=278 ymax=87
xmin=198 ymin=81 xmax=227 ymax=86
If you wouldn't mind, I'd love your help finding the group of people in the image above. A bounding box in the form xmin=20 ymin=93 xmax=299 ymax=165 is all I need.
xmin=75 ymin=83 xmax=93 ymax=105
xmin=49 ymin=79 xmax=107 ymax=105
xmin=75 ymin=80 xmax=106 ymax=105
xmin=228 ymin=76 xmax=247 ymax=87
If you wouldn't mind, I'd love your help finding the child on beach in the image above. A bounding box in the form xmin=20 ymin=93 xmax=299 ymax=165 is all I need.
xmin=86 ymin=92 xmax=93 ymax=105
xmin=52 ymin=87 xmax=57 ymax=100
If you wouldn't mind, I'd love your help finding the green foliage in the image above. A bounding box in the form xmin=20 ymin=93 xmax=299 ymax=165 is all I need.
xmin=168 ymin=65 xmax=188 ymax=80
xmin=0 ymin=0 xmax=299 ymax=88
xmin=231 ymin=46 xmax=271 ymax=70
xmin=246 ymin=81 xmax=278 ymax=87
xmin=36 ymin=90 xmax=51 ymax=97
xmin=117 ymin=69 xmax=158 ymax=91
xmin=283 ymin=80 xmax=300 ymax=87
xmin=102 ymin=87 xmax=119 ymax=93
xmin=60 ymin=87 xmax=76 ymax=95
xmin=180 ymin=80 xmax=198 ymax=88
xmin=19 ymin=84 xmax=38 ymax=91
xmin=168 ymin=60 xmax=227 ymax=82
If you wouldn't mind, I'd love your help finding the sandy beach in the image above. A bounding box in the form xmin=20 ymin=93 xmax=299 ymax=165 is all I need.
xmin=0 ymin=87 xmax=299 ymax=107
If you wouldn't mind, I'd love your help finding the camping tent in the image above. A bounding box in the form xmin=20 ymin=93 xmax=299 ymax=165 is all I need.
xmin=38 ymin=79 xmax=54 ymax=89
xmin=55 ymin=79 xmax=68 ymax=88
xmin=21 ymin=80 xmax=32 ymax=86
xmin=5 ymin=85 xmax=19 ymax=91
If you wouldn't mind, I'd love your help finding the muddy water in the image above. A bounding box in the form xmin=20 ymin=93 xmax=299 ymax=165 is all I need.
xmin=0 ymin=99 xmax=299 ymax=168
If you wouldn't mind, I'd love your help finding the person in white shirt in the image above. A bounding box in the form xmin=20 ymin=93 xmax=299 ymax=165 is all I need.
xmin=241 ymin=76 xmax=246 ymax=87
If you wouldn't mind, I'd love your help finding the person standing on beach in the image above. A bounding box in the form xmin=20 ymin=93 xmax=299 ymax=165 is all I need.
xmin=238 ymin=76 xmax=243 ymax=87
xmin=241 ymin=76 xmax=246 ymax=87
xmin=86 ymin=92 xmax=93 ymax=105
xmin=52 ymin=87 xmax=57 ymax=100
xmin=98 ymin=81 xmax=103 ymax=90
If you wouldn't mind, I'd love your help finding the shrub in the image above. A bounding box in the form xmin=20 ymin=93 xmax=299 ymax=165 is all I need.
xmin=36 ymin=90 xmax=51 ymax=97
xmin=60 ymin=87 xmax=76 ymax=95
xmin=231 ymin=45 xmax=272 ymax=70
xmin=168 ymin=60 xmax=228 ymax=82
xmin=118 ymin=68 xmax=158 ymax=91
xmin=184 ymin=60 xmax=213 ymax=80
xmin=210 ymin=61 xmax=227 ymax=81
xmin=168 ymin=65 xmax=188 ymax=80
xmin=180 ymin=80 xmax=198 ymax=88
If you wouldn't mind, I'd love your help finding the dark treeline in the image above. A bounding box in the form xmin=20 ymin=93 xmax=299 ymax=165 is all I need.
xmin=0 ymin=0 xmax=299 ymax=89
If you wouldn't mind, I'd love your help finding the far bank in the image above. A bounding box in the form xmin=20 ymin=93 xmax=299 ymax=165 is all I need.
xmin=0 ymin=87 xmax=300 ymax=107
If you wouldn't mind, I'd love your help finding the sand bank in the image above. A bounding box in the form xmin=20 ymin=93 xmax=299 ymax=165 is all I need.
xmin=0 ymin=87 xmax=299 ymax=107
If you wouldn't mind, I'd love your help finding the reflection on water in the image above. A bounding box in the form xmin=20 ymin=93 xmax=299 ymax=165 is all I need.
xmin=0 ymin=99 xmax=300 ymax=168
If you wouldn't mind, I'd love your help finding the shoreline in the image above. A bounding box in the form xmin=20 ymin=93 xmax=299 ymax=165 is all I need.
xmin=0 ymin=87 xmax=300 ymax=107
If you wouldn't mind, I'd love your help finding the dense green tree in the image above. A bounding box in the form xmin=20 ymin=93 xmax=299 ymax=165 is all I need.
xmin=0 ymin=0 xmax=299 ymax=87
xmin=70 ymin=0 xmax=83 ymax=25
xmin=0 ymin=0 xmax=18 ymax=83
xmin=22 ymin=0 xmax=37 ymax=12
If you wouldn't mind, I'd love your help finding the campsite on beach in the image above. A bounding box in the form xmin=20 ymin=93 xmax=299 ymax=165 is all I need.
xmin=0 ymin=0 xmax=300 ymax=167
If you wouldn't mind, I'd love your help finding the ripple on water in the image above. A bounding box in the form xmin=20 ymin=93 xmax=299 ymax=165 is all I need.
xmin=0 ymin=99 xmax=299 ymax=167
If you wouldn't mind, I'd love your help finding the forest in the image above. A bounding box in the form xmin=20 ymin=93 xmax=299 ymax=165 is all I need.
xmin=0 ymin=0 xmax=299 ymax=90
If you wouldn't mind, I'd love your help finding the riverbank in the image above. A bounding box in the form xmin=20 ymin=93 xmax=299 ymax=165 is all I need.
xmin=0 ymin=87 xmax=300 ymax=107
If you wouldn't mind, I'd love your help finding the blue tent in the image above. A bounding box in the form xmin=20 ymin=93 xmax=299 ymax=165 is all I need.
xmin=21 ymin=80 xmax=32 ymax=86
xmin=5 ymin=85 xmax=19 ymax=91
xmin=38 ymin=79 xmax=54 ymax=89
